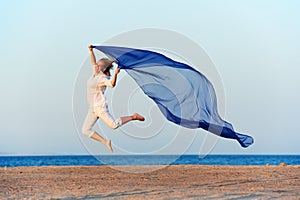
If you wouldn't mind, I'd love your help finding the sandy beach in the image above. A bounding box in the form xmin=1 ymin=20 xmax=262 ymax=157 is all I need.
xmin=1 ymin=165 xmax=299 ymax=199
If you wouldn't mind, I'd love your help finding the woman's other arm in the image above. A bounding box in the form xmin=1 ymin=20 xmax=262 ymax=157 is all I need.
xmin=88 ymin=45 xmax=96 ymax=65
xmin=110 ymin=68 xmax=121 ymax=87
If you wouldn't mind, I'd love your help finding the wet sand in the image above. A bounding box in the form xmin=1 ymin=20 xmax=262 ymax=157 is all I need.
xmin=1 ymin=165 xmax=299 ymax=199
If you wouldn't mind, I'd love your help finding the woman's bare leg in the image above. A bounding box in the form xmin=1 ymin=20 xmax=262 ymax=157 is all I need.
xmin=120 ymin=113 xmax=145 ymax=125
xmin=90 ymin=132 xmax=113 ymax=152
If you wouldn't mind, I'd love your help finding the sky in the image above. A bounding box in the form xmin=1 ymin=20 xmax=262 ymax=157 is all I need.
xmin=0 ymin=0 xmax=299 ymax=155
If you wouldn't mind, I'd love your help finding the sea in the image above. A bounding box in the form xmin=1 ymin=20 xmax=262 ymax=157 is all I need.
xmin=0 ymin=155 xmax=299 ymax=167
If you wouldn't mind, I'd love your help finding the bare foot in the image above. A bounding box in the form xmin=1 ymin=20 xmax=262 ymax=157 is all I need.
xmin=105 ymin=140 xmax=113 ymax=153
xmin=133 ymin=113 xmax=145 ymax=121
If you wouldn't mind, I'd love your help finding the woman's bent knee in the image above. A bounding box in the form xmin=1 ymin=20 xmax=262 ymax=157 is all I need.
xmin=109 ymin=123 xmax=118 ymax=130
xmin=82 ymin=128 xmax=94 ymax=138
xmin=109 ymin=118 xmax=122 ymax=130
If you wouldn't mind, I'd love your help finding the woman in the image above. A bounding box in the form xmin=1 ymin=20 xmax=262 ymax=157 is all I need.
xmin=82 ymin=45 xmax=145 ymax=152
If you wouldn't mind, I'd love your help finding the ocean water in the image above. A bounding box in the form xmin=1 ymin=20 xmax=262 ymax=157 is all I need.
xmin=0 ymin=155 xmax=299 ymax=167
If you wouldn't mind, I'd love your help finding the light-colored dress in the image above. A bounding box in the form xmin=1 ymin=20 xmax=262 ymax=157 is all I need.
xmin=82 ymin=71 xmax=122 ymax=137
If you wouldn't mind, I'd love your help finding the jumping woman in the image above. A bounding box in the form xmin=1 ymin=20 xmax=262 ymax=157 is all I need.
xmin=82 ymin=45 xmax=145 ymax=152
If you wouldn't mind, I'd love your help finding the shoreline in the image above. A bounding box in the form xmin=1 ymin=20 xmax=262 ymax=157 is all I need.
xmin=1 ymin=163 xmax=300 ymax=168
xmin=1 ymin=165 xmax=299 ymax=199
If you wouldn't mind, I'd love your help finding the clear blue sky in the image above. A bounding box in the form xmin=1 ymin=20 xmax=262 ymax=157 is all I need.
xmin=0 ymin=0 xmax=299 ymax=155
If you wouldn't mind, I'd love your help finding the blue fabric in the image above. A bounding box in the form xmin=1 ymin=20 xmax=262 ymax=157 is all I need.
xmin=94 ymin=45 xmax=254 ymax=148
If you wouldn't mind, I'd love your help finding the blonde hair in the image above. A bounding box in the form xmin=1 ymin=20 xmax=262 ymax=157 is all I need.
xmin=98 ymin=58 xmax=114 ymax=76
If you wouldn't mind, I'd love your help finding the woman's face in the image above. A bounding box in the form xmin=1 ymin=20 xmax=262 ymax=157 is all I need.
xmin=95 ymin=60 xmax=105 ymax=73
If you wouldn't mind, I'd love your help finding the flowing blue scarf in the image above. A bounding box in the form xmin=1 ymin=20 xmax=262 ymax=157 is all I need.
xmin=94 ymin=45 xmax=254 ymax=148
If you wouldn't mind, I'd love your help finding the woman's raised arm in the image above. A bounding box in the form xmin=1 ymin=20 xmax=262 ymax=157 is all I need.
xmin=88 ymin=45 xmax=96 ymax=65
xmin=110 ymin=68 xmax=121 ymax=87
